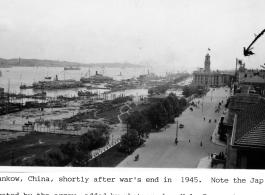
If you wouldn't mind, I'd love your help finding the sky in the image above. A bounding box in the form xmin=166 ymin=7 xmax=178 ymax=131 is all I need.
xmin=0 ymin=0 xmax=265 ymax=72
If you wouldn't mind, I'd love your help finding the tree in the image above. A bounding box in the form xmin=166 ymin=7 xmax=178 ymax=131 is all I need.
xmin=62 ymin=122 xmax=68 ymax=131
xmin=47 ymin=150 xmax=64 ymax=166
xmin=112 ymin=96 xmax=132 ymax=104
xmin=167 ymin=93 xmax=181 ymax=117
xmin=148 ymin=88 xmax=156 ymax=95
xmin=127 ymin=111 xmax=151 ymax=140
xmin=59 ymin=141 xmax=77 ymax=163
xmin=121 ymin=129 xmax=140 ymax=147
xmin=77 ymin=124 xmax=110 ymax=152
xmin=44 ymin=120 xmax=51 ymax=132
xmin=179 ymin=97 xmax=187 ymax=109
xmin=182 ymin=85 xmax=193 ymax=97
xmin=147 ymin=103 xmax=168 ymax=129
xmin=57 ymin=121 xmax=68 ymax=131
xmin=163 ymin=98 xmax=174 ymax=123
xmin=148 ymin=84 xmax=170 ymax=95
xmin=218 ymin=119 xmax=227 ymax=142
xmin=72 ymin=151 xmax=92 ymax=167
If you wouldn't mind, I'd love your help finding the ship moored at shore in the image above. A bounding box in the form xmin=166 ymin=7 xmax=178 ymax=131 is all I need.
xmin=80 ymin=71 xmax=113 ymax=83
xmin=32 ymin=75 xmax=84 ymax=89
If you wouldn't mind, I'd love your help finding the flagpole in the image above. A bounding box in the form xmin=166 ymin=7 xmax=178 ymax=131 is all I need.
xmin=235 ymin=58 xmax=238 ymax=83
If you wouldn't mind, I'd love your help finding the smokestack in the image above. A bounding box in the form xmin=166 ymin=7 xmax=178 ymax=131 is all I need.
xmin=233 ymin=85 xmax=237 ymax=95
xmin=96 ymin=71 xmax=98 ymax=75
xmin=148 ymin=70 xmax=149 ymax=75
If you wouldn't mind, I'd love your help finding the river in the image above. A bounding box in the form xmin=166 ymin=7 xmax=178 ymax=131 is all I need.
xmin=0 ymin=66 xmax=191 ymax=102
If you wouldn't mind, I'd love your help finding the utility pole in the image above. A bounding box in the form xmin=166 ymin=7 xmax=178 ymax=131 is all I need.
xmin=176 ymin=120 xmax=178 ymax=138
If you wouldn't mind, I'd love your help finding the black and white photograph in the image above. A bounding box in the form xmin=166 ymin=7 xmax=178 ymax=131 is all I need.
xmin=0 ymin=0 xmax=265 ymax=170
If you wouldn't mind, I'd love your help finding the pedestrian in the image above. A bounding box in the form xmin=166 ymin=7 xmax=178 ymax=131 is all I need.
xmin=204 ymin=117 xmax=205 ymax=121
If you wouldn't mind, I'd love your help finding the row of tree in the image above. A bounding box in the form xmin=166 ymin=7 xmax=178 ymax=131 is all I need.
xmin=148 ymin=83 xmax=171 ymax=95
xmin=173 ymin=74 xmax=190 ymax=83
xmin=182 ymin=84 xmax=207 ymax=97
xmin=111 ymin=96 xmax=133 ymax=104
xmin=34 ymin=119 xmax=67 ymax=130
xmin=122 ymin=93 xmax=187 ymax=147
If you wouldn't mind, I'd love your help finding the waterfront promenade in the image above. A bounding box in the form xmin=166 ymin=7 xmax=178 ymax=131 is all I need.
xmin=117 ymin=87 xmax=229 ymax=168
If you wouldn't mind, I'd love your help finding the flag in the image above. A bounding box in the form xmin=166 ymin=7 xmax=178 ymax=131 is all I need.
xmin=208 ymin=48 xmax=211 ymax=51
xmin=236 ymin=58 xmax=242 ymax=65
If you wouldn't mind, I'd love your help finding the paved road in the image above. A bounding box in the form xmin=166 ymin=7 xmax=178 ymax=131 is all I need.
xmin=117 ymin=87 xmax=230 ymax=168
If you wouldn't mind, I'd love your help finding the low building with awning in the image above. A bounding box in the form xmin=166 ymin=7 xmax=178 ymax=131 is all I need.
xmin=239 ymin=75 xmax=265 ymax=95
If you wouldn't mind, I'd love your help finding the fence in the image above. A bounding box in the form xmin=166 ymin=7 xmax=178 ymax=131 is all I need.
xmin=0 ymin=125 xmax=23 ymax=131
xmin=0 ymin=125 xmax=81 ymax=136
xmin=90 ymin=138 xmax=122 ymax=160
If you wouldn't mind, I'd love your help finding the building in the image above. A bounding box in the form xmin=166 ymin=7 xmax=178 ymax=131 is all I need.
xmin=223 ymin=92 xmax=261 ymax=126
xmin=0 ymin=87 xmax=4 ymax=105
xmin=138 ymin=71 xmax=158 ymax=83
xmin=238 ymin=75 xmax=265 ymax=96
xmin=193 ymin=54 xmax=230 ymax=87
xmin=238 ymin=63 xmax=265 ymax=82
xmin=226 ymin=100 xmax=265 ymax=169
xmin=149 ymin=94 xmax=167 ymax=103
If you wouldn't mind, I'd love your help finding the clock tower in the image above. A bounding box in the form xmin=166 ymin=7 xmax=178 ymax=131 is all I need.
xmin=204 ymin=53 xmax=211 ymax=72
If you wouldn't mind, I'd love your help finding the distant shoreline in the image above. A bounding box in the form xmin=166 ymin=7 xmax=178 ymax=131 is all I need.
xmin=0 ymin=58 xmax=149 ymax=69
xmin=0 ymin=65 xmax=147 ymax=68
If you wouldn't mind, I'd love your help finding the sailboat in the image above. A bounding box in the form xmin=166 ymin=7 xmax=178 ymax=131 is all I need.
xmin=45 ymin=73 xmax=51 ymax=79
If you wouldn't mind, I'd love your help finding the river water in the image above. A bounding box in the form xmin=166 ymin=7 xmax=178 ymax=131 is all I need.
xmin=0 ymin=66 xmax=190 ymax=102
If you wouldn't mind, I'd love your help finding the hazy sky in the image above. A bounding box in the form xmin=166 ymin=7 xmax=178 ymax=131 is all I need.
xmin=0 ymin=0 xmax=265 ymax=72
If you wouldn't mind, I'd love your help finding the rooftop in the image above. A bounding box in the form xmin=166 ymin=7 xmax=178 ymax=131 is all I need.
xmin=233 ymin=100 xmax=265 ymax=148
xmin=240 ymin=75 xmax=265 ymax=84
xmin=226 ymin=93 xmax=261 ymax=125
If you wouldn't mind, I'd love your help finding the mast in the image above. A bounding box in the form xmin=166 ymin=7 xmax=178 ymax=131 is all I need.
xmin=7 ymin=79 xmax=10 ymax=112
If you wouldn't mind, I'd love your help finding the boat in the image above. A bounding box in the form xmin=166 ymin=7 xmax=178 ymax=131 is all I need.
xmin=45 ymin=73 xmax=51 ymax=79
xmin=32 ymin=75 xmax=84 ymax=89
xmin=20 ymin=84 xmax=33 ymax=89
xmin=64 ymin=66 xmax=81 ymax=70
xmin=80 ymin=70 xmax=113 ymax=83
